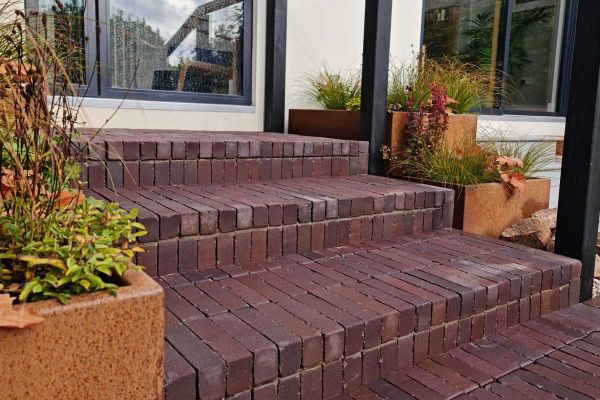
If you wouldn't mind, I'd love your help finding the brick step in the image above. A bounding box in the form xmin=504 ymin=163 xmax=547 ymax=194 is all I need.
xmin=159 ymin=229 xmax=581 ymax=400
xmin=88 ymin=176 xmax=454 ymax=276
xmin=76 ymin=130 xmax=369 ymax=189
xmin=353 ymin=300 xmax=600 ymax=400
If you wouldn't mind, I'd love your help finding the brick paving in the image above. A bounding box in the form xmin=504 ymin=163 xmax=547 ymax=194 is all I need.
xmin=159 ymin=229 xmax=580 ymax=400
xmin=78 ymin=131 xmax=585 ymax=400
xmin=349 ymin=299 xmax=600 ymax=399
xmin=77 ymin=130 xmax=370 ymax=188
xmin=88 ymin=176 xmax=453 ymax=275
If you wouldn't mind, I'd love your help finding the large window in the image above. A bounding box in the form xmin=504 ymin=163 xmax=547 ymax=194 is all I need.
xmin=423 ymin=0 xmax=574 ymax=115
xmin=25 ymin=0 xmax=253 ymax=105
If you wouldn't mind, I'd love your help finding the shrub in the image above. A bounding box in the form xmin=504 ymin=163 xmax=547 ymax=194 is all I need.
xmin=0 ymin=1 xmax=145 ymax=304
xmin=304 ymin=66 xmax=361 ymax=110
xmin=383 ymin=134 xmax=553 ymax=189
xmin=387 ymin=55 xmax=491 ymax=113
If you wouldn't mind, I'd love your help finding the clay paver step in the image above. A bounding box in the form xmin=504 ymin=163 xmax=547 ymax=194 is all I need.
xmin=158 ymin=230 xmax=581 ymax=400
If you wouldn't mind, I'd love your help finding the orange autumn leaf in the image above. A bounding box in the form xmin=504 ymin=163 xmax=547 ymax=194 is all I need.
xmin=56 ymin=190 xmax=85 ymax=209
xmin=0 ymin=294 xmax=44 ymax=329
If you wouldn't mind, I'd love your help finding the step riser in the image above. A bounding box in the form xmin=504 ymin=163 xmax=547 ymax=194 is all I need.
xmin=139 ymin=209 xmax=447 ymax=276
xmin=77 ymin=131 xmax=369 ymax=189
xmin=163 ymin=270 xmax=580 ymax=399
xmin=82 ymin=156 xmax=368 ymax=189
xmin=161 ymin=229 xmax=581 ymax=400
xmin=217 ymin=284 xmax=577 ymax=400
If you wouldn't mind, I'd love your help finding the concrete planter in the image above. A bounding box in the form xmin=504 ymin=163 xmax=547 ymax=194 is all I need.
xmin=0 ymin=271 xmax=164 ymax=400
xmin=402 ymin=177 xmax=551 ymax=238
xmin=287 ymin=109 xmax=478 ymax=150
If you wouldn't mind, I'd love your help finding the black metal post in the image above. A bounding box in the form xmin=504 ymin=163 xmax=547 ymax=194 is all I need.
xmin=264 ymin=0 xmax=287 ymax=132
xmin=555 ymin=0 xmax=600 ymax=301
xmin=360 ymin=0 xmax=393 ymax=175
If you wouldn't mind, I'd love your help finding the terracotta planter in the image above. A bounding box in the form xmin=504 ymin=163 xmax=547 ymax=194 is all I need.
xmin=0 ymin=271 xmax=164 ymax=400
xmin=387 ymin=111 xmax=478 ymax=152
xmin=287 ymin=109 xmax=478 ymax=150
xmin=402 ymin=177 xmax=551 ymax=238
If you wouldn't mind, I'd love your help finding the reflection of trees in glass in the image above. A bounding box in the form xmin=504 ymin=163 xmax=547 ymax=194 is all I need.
xmin=28 ymin=0 xmax=86 ymax=84
xmin=458 ymin=7 xmax=552 ymax=72
xmin=109 ymin=1 xmax=244 ymax=94
xmin=110 ymin=9 xmax=167 ymax=89
xmin=55 ymin=0 xmax=85 ymax=83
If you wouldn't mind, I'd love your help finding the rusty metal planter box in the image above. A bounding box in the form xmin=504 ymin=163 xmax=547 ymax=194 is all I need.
xmin=288 ymin=109 xmax=478 ymax=150
xmin=403 ymin=177 xmax=551 ymax=238
xmin=0 ymin=271 xmax=164 ymax=400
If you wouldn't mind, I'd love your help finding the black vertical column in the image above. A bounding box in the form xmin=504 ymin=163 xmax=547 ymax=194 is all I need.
xmin=264 ymin=0 xmax=288 ymax=133
xmin=360 ymin=0 xmax=393 ymax=175
xmin=555 ymin=0 xmax=600 ymax=301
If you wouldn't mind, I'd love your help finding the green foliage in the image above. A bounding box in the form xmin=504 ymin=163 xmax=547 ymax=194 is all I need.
xmin=0 ymin=1 xmax=146 ymax=304
xmin=387 ymin=56 xmax=490 ymax=113
xmin=387 ymin=60 xmax=430 ymax=112
xmin=459 ymin=8 xmax=553 ymax=72
xmin=0 ymin=198 xmax=146 ymax=304
xmin=404 ymin=143 xmax=496 ymax=186
xmin=386 ymin=136 xmax=553 ymax=187
xmin=304 ymin=66 xmax=361 ymax=110
xmin=480 ymin=138 xmax=555 ymax=179
xmin=426 ymin=58 xmax=491 ymax=113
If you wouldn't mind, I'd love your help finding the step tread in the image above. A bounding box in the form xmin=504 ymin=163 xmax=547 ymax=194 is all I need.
xmin=78 ymin=130 xmax=369 ymax=161
xmin=161 ymin=229 xmax=581 ymax=400
xmin=360 ymin=301 xmax=600 ymax=400
xmin=88 ymin=176 xmax=452 ymax=242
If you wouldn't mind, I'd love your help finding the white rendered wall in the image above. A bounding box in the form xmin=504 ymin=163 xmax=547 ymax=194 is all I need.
xmin=285 ymin=0 xmax=424 ymax=127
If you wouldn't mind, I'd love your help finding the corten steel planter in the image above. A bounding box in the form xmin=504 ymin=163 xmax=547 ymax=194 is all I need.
xmin=402 ymin=177 xmax=551 ymax=238
xmin=288 ymin=109 xmax=478 ymax=149
xmin=0 ymin=271 xmax=164 ymax=400
xmin=288 ymin=109 xmax=361 ymax=140
xmin=387 ymin=111 xmax=478 ymax=152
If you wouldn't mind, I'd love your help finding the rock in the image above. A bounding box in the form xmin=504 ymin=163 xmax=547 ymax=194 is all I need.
xmin=597 ymin=233 xmax=600 ymax=256
xmin=500 ymin=217 xmax=552 ymax=250
xmin=547 ymin=235 xmax=555 ymax=252
xmin=531 ymin=208 xmax=557 ymax=230
xmin=596 ymin=255 xmax=600 ymax=279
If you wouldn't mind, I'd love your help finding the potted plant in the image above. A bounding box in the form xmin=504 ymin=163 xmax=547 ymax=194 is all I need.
xmin=385 ymin=56 xmax=487 ymax=152
xmin=0 ymin=4 xmax=163 ymax=399
xmin=288 ymin=56 xmax=489 ymax=146
xmin=288 ymin=66 xmax=362 ymax=139
xmin=381 ymin=87 xmax=553 ymax=238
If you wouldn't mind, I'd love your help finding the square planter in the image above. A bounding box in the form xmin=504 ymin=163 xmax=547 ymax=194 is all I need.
xmin=402 ymin=177 xmax=551 ymax=238
xmin=288 ymin=109 xmax=361 ymax=140
xmin=0 ymin=271 xmax=164 ymax=400
xmin=288 ymin=109 xmax=478 ymax=150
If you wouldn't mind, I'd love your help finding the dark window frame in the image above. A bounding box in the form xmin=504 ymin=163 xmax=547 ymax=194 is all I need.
xmin=27 ymin=0 xmax=253 ymax=105
xmin=422 ymin=0 xmax=577 ymax=117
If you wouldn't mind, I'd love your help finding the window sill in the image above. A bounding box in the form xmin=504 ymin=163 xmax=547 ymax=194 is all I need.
xmin=478 ymin=114 xmax=566 ymax=123
xmin=77 ymin=97 xmax=256 ymax=114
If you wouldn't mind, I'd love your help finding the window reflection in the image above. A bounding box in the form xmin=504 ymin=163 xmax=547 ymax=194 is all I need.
xmin=109 ymin=0 xmax=244 ymax=95
xmin=424 ymin=0 xmax=566 ymax=113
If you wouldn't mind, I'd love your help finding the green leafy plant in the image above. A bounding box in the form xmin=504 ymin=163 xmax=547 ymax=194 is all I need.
xmin=0 ymin=198 xmax=145 ymax=304
xmin=0 ymin=1 xmax=145 ymax=304
xmin=304 ymin=66 xmax=361 ymax=110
